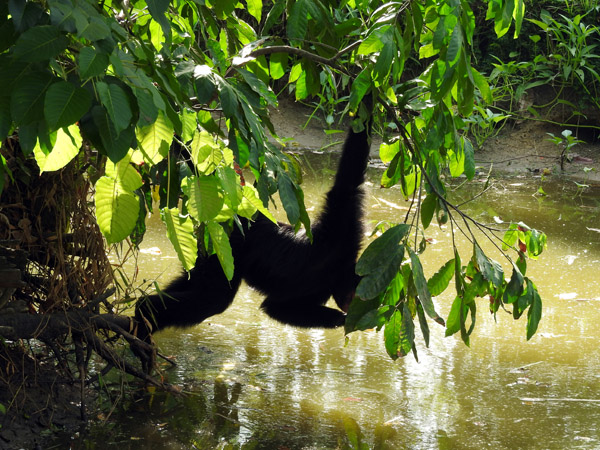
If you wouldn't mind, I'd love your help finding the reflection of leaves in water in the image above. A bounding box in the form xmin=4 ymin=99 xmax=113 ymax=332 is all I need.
xmin=214 ymin=379 xmax=242 ymax=434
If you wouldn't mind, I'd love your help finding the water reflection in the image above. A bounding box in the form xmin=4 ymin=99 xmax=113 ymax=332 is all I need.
xmin=61 ymin=154 xmax=600 ymax=449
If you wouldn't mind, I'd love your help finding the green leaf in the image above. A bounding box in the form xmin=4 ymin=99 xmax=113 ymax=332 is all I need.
xmin=399 ymin=303 xmax=415 ymax=357
xmin=206 ymin=220 xmax=234 ymax=280
xmin=420 ymin=193 xmax=436 ymax=229
xmin=294 ymin=70 xmax=308 ymax=100
xmin=409 ymin=248 xmax=445 ymax=325
xmin=416 ymin=303 xmax=430 ymax=347
xmin=502 ymin=223 xmax=519 ymax=250
xmin=269 ymin=51 xmax=288 ymax=80
xmin=446 ymin=24 xmax=462 ymax=66
xmin=239 ymin=185 xmax=276 ymax=222
xmin=185 ymin=175 xmax=224 ymax=222
xmin=427 ymin=258 xmax=455 ymax=296
xmin=463 ymin=138 xmax=475 ymax=180
xmin=277 ymin=173 xmax=300 ymax=225
xmin=91 ymin=105 xmax=134 ymax=163
xmin=79 ymin=46 xmax=109 ymax=78
xmin=379 ymin=140 xmax=399 ymax=164
xmin=356 ymin=224 xmax=410 ymax=275
xmin=384 ymin=309 xmax=402 ymax=359
xmin=236 ymin=68 xmax=277 ymax=106
xmin=357 ymin=26 xmax=389 ymax=55
xmin=287 ymin=0 xmax=309 ymax=41
xmin=356 ymin=249 xmax=403 ymax=300
xmin=44 ymin=81 xmax=91 ymax=130
xmin=471 ymin=67 xmax=492 ymax=104
xmin=263 ymin=0 xmax=286 ymax=34
xmin=78 ymin=16 xmax=111 ymax=41
xmin=526 ymin=279 xmax=542 ymax=340
xmin=147 ymin=0 xmax=172 ymax=40
xmin=96 ymin=81 xmax=132 ymax=136
xmin=219 ymin=83 xmax=239 ymax=119
xmin=445 ymin=295 xmax=464 ymax=337
xmin=104 ymin=152 xmax=143 ymax=192
xmin=12 ymin=25 xmax=68 ymax=62
xmin=344 ymin=296 xmax=384 ymax=333
xmin=95 ymin=176 xmax=140 ymax=244
xmin=503 ymin=262 xmax=524 ymax=304
xmin=11 ymin=72 xmax=53 ymax=125
xmin=161 ymin=208 xmax=197 ymax=271
xmin=474 ymin=243 xmax=504 ymax=288
xmin=134 ymin=111 xmax=173 ymax=165
xmin=33 ymin=124 xmax=82 ymax=173
xmin=355 ymin=225 xmax=409 ymax=300
xmin=349 ymin=70 xmax=371 ymax=112
xmin=247 ymin=0 xmax=262 ymax=23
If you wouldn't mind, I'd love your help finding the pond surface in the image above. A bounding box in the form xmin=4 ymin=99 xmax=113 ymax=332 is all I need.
xmin=58 ymin=153 xmax=600 ymax=450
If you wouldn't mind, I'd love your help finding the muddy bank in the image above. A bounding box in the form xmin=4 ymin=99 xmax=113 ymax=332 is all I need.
xmin=271 ymin=98 xmax=600 ymax=184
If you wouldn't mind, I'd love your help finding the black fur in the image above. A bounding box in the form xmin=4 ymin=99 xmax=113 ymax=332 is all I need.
xmin=135 ymin=119 xmax=371 ymax=336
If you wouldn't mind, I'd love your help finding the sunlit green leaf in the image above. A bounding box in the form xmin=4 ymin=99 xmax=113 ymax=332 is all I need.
xmin=34 ymin=124 xmax=82 ymax=173
xmin=207 ymin=220 xmax=234 ymax=280
xmin=384 ymin=309 xmax=402 ymax=359
xmin=95 ymin=176 xmax=140 ymax=244
xmin=185 ymin=175 xmax=224 ymax=222
xmin=135 ymin=111 xmax=173 ymax=165
xmin=247 ymin=0 xmax=263 ymax=23
xmin=161 ymin=208 xmax=197 ymax=271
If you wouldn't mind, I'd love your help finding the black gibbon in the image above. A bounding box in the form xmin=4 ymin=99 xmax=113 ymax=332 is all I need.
xmin=135 ymin=105 xmax=372 ymax=338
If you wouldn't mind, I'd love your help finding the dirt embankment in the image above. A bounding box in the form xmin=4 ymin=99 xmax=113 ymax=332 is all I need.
xmin=272 ymin=98 xmax=600 ymax=184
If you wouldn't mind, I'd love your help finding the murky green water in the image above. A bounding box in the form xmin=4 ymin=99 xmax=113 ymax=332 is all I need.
xmin=57 ymin=154 xmax=600 ymax=450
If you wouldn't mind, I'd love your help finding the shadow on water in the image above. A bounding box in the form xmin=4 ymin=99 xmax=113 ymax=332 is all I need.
xmin=52 ymin=154 xmax=600 ymax=450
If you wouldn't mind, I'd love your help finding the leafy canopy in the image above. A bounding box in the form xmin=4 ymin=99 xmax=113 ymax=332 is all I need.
xmin=0 ymin=0 xmax=546 ymax=359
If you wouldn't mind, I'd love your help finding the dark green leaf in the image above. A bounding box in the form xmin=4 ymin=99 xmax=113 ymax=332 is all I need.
xmin=11 ymin=72 xmax=53 ymax=125
xmin=399 ymin=303 xmax=415 ymax=357
xmin=420 ymin=193 xmax=436 ymax=229
xmin=12 ymin=25 xmax=68 ymax=62
xmin=79 ymin=46 xmax=109 ymax=78
xmin=474 ymin=243 xmax=504 ymax=288
xmin=287 ymin=0 xmax=309 ymax=41
xmin=96 ymin=81 xmax=132 ymax=136
xmin=345 ymin=296 xmax=384 ymax=333
xmin=427 ymin=258 xmax=456 ymax=296
xmin=416 ymin=302 xmax=430 ymax=347
xmin=409 ymin=248 xmax=445 ymax=325
xmin=356 ymin=250 xmax=403 ymax=300
xmin=44 ymin=81 xmax=91 ymax=130
xmin=277 ymin=172 xmax=300 ymax=225
xmin=219 ymin=83 xmax=239 ymax=119
xmin=356 ymin=224 xmax=409 ymax=275
xmin=503 ymin=262 xmax=524 ymax=304
xmin=263 ymin=0 xmax=286 ymax=34
xmin=526 ymin=280 xmax=542 ymax=340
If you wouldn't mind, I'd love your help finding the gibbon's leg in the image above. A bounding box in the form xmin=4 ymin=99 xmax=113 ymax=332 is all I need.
xmin=260 ymin=295 xmax=347 ymax=328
